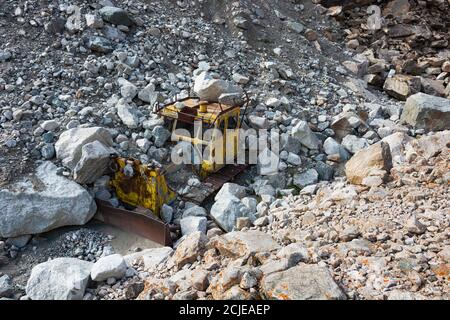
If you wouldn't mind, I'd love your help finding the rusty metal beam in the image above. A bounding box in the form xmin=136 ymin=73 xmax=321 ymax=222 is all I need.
xmin=95 ymin=200 xmax=173 ymax=247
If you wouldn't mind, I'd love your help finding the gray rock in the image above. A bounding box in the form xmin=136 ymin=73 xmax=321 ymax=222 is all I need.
xmin=291 ymin=121 xmax=320 ymax=149
xmin=0 ymin=275 xmax=13 ymax=298
xmin=26 ymin=258 xmax=93 ymax=300
xmin=73 ymin=141 xmax=115 ymax=184
xmin=213 ymin=231 xmax=280 ymax=258
xmin=160 ymin=204 xmax=173 ymax=223
xmin=124 ymin=247 xmax=173 ymax=270
xmin=261 ymin=264 xmax=346 ymax=300
xmin=345 ymin=142 xmax=392 ymax=185
xmin=180 ymin=216 xmax=207 ymax=235
xmin=55 ymin=127 xmax=113 ymax=169
xmin=91 ymin=254 xmax=127 ymax=282
xmin=0 ymin=162 xmax=96 ymax=238
xmin=138 ymin=84 xmax=161 ymax=105
xmin=257 ymin=147 xmax=280 ymax=176
xmin=99 ymin=6 xmax=133 ymax=26
xmin=40 ymin=120 xmax=59 ymax=132
xmin=248 ymin=115 xmax=269 ymax=129
xmin=400 ymin=93 xmax=450 ymax=131
xmin=85 ymin=14 xmax=104 ymax=29
xmin=406 ymin=216 xmax=426 ymax=235
xmin=6 ymin=234 xmax=31 ymax=248
xmin=293 ymin=169 xmax=319 ymax=188
xmin=286 ymin=21 xmax=304 ymax=33
xmin=193 ymin=71 xmax=243 ymax=102
xmin=210 ymin=196 xmax=251 ymax=232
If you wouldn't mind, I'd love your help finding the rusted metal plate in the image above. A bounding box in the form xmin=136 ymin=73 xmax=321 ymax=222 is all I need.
xmin=95 ymin=200 xmax=172 ymax=247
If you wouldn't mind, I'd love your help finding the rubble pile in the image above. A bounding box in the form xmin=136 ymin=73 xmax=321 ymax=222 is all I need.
xmin=318 ymin=0 xmax=450 ymax=100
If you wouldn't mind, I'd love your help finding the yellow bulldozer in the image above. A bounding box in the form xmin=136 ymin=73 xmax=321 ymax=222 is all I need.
xmin=96 ymin=95 xmax=249 ymax=245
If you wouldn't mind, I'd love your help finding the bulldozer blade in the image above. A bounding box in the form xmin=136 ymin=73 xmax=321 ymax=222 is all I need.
xmin=95 ymin=200 xmax=172 ymax=247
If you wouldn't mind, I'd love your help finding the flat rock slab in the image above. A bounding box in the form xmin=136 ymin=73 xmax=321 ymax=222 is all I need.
xmin=400 ymin=93 xmax=450 ymax=131
xmin=213 ymin=231 xmax=281 ymax=258
xmin=261 ymin=264 xmax=346 ymax=300
xmin=124 ymin=247 xmax=173 ymax=271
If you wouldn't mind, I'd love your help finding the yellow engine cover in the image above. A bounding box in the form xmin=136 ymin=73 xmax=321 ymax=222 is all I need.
xmin=109 ymin=157 xmax=176 ymax=217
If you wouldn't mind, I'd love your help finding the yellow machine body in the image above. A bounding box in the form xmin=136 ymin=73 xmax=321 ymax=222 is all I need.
xmin=158 ymin=98 xmax=242 ymax=178
xmin=109 ymin=157 xmax=176 ymax=216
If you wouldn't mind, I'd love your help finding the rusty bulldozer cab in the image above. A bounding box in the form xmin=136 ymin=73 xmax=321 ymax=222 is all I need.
xmin=156 ymin=96 xmax=249 ymax=179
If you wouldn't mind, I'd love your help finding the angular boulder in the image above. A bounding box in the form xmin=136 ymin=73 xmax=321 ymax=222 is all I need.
xmin=210 ymin=196 xmax=251 ymax=232
xmin=214 ymin=183 xmax=247 ymax=201
xmin=55 ymin=127 xmax=113 ymax=169
xmin=193 ymin=71 xmax=243 ymax=102
xmin=212 ymin=231 xmax=280 ymax=258
xmin=383 ymin=75 xmax=421 ymax=101
xmin=180 ymin=216 xmax=207 ymax=236
xmin=91 ymin=254 xmax=127 ymax=282
xmin=291 ymin=120 xmax=320 ymax=149
xmin=345 ymin=142 xmax=392 ymax=185
xmin=173 ymin=232 xmax=208 ymax=268
xmin=0 ymin=162 xmax=96 ymax=238
xmin=73 ymin=141 xmax=115 ymax=184
xmin=261 ymin=264 xmax=346 ymax=300
xmin=116 ymin=99 xmax=140 ymax=129
xmin=26 ymin=258 xmax=93 ymax=300
xmin=400 ymin=93 xmax=450 ymax=131
xmin=0 ymin=275 xmax=13 ymax=298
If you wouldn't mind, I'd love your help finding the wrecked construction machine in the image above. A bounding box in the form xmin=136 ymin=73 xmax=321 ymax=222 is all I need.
xmin=96 ymin=95 xmax=250 ymax=246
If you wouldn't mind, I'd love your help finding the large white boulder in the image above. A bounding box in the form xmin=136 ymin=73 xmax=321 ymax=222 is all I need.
xmin=26 ymin=258 xmax=93 ymax=300
xmin=116 ymin=99 xmax=140 ymax=128
xmin=73 ymin=140 xmax=115 ymax=184
xmin=91 ymin=254 xmax=127 ymax=282
xmin=0 ymin=162 xmax=96 ymax=238
xmin=55 ymin=127 xmax=113 ymax=169
xmin=193 ymin=71 xmax=243 ymax=102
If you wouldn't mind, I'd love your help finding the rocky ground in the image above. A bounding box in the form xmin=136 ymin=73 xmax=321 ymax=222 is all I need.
xmin=0 ymin=0 xmax=449 ymax=300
